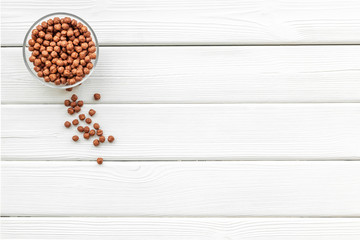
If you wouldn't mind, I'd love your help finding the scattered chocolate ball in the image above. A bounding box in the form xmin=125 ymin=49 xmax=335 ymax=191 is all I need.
xmin=83 ymin=126 xmax=90 ymax=133
xmin=99 ymin=135 xmax=105 ymax=143
xmin=72 ymin=135 xmax=79 ymax=141
xmin=85 ymin=118 xmax=92 ymax=124
xmin=71 ymin=94 xmax=78 ymax=102
xmin=83 ymin=132 xmax=90 ymax=139
xmin=77 ymin=100 xmax=84 ymax=107
xmin=77 ymin=126 xmax=84 ymax=132
xmin=79 ymin=114 xmax=85 ymax=120
xmin=93 ymin=123 xmax=100 ymax=129
xmin=64 ymin=121 xmax=71 ymax=128
xmin=68 ymin=108 xmax=75 ymax=115
xmin=97 ymin=157 xmax=103 ymax=165
xmin=94 ymin=93 xmax=101 ymax=100
xmin=66 ymin=88 xmax=73 ymax=91
xmin=93 ymin=139 xmax=99 ymax=146
xmin=72 ymin=119 xmax=79 ymax=126
xmin=96 ymin=129 xmax=103 ymax=136
xmin=89 ymin=129 xmax=95 ymax=136
xmin=70 ymin=101 xmax=77 ymax=108
xmin=89 ymin=109 xmax=96 ymax=116
xmin=108 ymin=135 xmax=114 ymax=142
xmin=28 ymin=17 xmax=97 ymax=86
xmin=74 ymin=106 xmax=81 ymax=112
xmin=64 ymin=99 xmax=71 ymax=106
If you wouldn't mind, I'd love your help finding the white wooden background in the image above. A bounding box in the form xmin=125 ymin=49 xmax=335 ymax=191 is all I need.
xmin=2 ymin=0 xmax=360 ymax=239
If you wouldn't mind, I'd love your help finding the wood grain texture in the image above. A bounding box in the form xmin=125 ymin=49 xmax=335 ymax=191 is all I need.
xmin=3 ymin=0 xmax=360 ymax=45
xmin=2 ymin=217 xmax=360 ymax=239
xmin=3 ymin=46 xmax=360 ymax=104
xmin=2 ymin=161 xmax=360 ymax=216
xmin=2 ymin=104 xmax=360 ymax=161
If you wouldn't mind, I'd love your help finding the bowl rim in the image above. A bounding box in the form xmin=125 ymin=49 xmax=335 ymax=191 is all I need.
xmin=23 ymin=12 xmax=99 ymax=89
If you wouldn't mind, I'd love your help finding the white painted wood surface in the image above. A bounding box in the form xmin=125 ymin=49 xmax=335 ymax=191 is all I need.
xmin=3 ymin=104 xmax=360 ymax=161
xmin=2 ymin=0 xmax=360 ymax=237
xmin=3 ymin=217 xmax=360 ymax=240
xmin=3 ymin=0 xmax=360 ymax=45
xmin=3 ymin=161 xmax=360 ymax=216
xmin=3 ymin=46 xmax=360 ymax=104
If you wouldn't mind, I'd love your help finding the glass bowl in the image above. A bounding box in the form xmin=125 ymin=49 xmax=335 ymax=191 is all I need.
xmin=23 ymin=12 xmax=99 ymax=89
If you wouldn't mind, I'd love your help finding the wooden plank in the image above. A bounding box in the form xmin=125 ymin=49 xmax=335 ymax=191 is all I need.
xmin=3 ymin=46 xmax=360 ymax=104
xmin=2 ymin=217 xmax=360 ymax=239
xmin=3 ymin=0 xmax=360 ymax=45
xmin=2 ymin=104 xmax=360 ymax=161
xmin=2 ymin=161 xmax=360 ymax=216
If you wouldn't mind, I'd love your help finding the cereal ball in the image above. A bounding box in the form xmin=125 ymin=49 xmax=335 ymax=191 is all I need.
xmin=72 ymin=135 xmax=79 ymax=142
xmin=108 ymin=135 xmax=115 ymax=143
xmin=83 ymin=132 xmax=90 ymax=139
xmin=77 ymin=100 xmax=84 ymax=107
xmin=90 ymin=53 xmax=97 ymax=59
xmin=41 ymin=51 xmax=49 ymax=57
xmin=93 ymin=139 xmax=100 ymax=146
xmin=71 ymin=19 xmax=77 ymax=26
xmin=50 ymin=51 xmax=58 ymax=58
xmin=28 ymin=39 xmax=36 ymax=46
xmin=89 ymin=129 xmax=95 ymax=136
xmin=93 ymin=123 xmax=100 ymax=130
xmin=67 ymin=30 xmax=74 ymax=37
xmin=70 ymin=101 xmax=77 ymax=108
xmin=88 ymin=44 xmax=95 ymax=52
xmin=34 ymin=59 xmax=42 ymax=66
xmin=99 ymin=136 xmax=105 ymax=143
xmin=45 ymin=33 xmax=52 ymax=40
xmin=58 ymin=66 xmax=65 ymax=74
xmin=36 ymin=38 xmax=43 ymax=44
xmin=96 ymin=129 xmax=103 ymax=136
xmin=64 ymin=121 xmax=71 ymax=128
xmin=77 ymin=126 xmax=84 ymax=132
xmin=62 ymin=23 xmax=70 ymax=30
xmin=64 ymin=99 xmax=71 ymax=106
xmin=49 ymin=74 xmax=57 ymax=81
xmin=84 ymin=126 xmax=90 ymax=133
xmin=94 ymin=93 xmax=101 ymax=100
xmin=47 ymin=18 xmax=54 ymax=26
xmin=81 ymin=42 xmax=88 ymax=49
xmin=68 ymin=108 xmax=75 ymax=115
xmin=85 ymin=118 xmax=92 ymax=124
xmin=39 ymin=31 xmax=46 ymax=38
xmin=79 ymin=35 xmax=85 ymax=42
xmin=45 ymin=61 xmax=52 ymax=68
xmin=75 ymin=46 xmax=82 ymax=53
xmin=74 ymin=106 xmax=81 ymax=112
xmin=32 ymin=29 xmax=39 ymax=35
xmin=54 ymin=17 xmax=60 ymax=24
xmin=43 ymin=68 xmax=50 ymax=76
xmin=79 ymin=114 xmax=85 ymax=120
xmin=72 ymin=119 xmax=79 ymax=126
xmin=97 ymin=157 xmax=103 ymax=165
xmin=71 ymin=94 xmax=78 ymax=102
xmin=89 ymin=109 xmax=96 ymax=116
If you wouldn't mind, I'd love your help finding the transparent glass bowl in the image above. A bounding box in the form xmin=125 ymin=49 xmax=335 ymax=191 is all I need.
xmin=23 ymin=12 xmax=99 ymax=89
